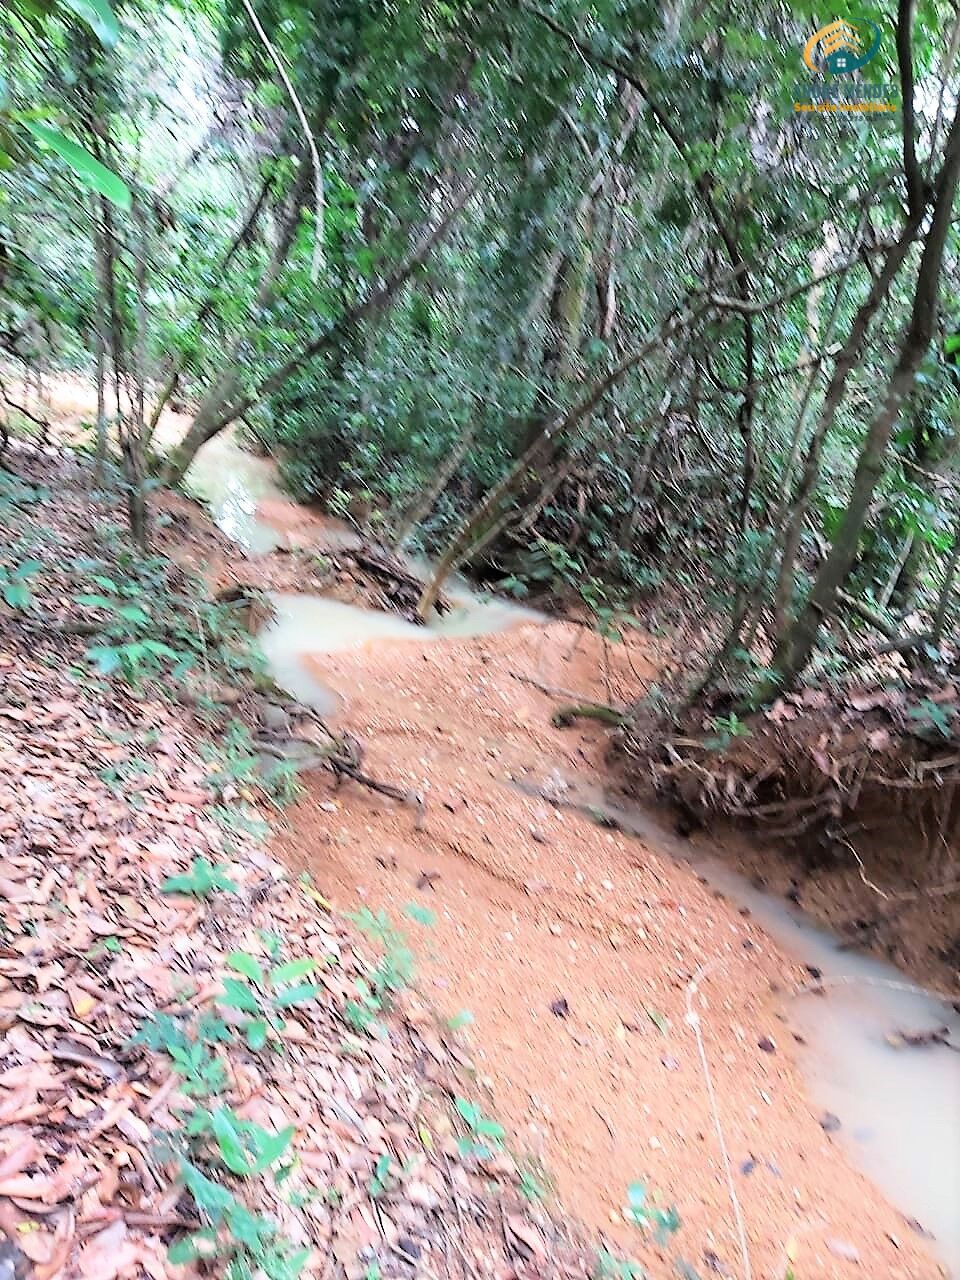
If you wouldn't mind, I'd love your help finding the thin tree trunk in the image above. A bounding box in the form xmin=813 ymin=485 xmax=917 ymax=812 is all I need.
xmin=93 ymin=320 xmax=107 ymax=483
xmin=417 ymin=308 xmax=688 ymax=618
xmin=933 ymin=520 xmax=960 ymax=643
xmin=771 ymin=212 xmax=921 ymax=635
xmin=145 ymin=166 xmax=276 ymax=444
xmin=161 ymin=178 xmax=478 ymax=486
xmin=392 ymin=420 xmax=477 ymax=550
xmin=768 ymin=104 xmax=960 ymax=692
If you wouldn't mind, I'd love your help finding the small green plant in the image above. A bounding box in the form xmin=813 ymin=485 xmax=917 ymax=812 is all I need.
xmin=595 ymin=1248 xmax=644 ymax=1280
xmin=908 ymin=697 xmax=955 ymax=740
xmin=348 ymin=907 xmax=415 ymax=1000
xmin=169 ymin=1160 xmax=309 ymax=1279
xmin=623 ymin=1181 xmax=681 ymax=1245
xmin=222 ymin=952 xmax=322 ymax=1051
xmin=368 ymin=1154 xmax=392 ymax=1199
xmin=703 ymin=712 xmax=753 ymax=751
xmin=204 ymin=720 xmax=304 ymax=808
xmin=454 ymin=1095 xmax=505 ymax=1159
xmin=0 ymin=558 xmax=42 ymax=609
xmin=136 ymin=1001 xmax=308 ymax=1277
xmin=162 ymin=857 xmax=238 ymax=898
xmin=403 ymin=901 xmax=436 ymax=927
xmin=134 ymin=1012 xmax=230 ymax=1097
xmin=518 ymin=1168 xmax=547 ymax=1202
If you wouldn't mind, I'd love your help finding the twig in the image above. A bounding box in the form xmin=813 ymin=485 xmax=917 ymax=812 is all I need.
xmin=236 ymin=0 xmax=324 ymax=282
xmin=684 ymin=960 xmax=753 ymax=1280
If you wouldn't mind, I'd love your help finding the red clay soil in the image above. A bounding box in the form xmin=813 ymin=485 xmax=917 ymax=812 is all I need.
xmin=272 ymin=620 xmax=944 ymax=1280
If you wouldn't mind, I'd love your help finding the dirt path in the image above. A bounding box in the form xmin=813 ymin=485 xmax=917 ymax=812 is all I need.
xmin=272 ymin=621 xmax=943 ymax=1280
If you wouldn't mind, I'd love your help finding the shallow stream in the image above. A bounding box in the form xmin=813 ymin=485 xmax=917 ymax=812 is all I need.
xmin=189 ymin=435 xmax=960 ymax=1277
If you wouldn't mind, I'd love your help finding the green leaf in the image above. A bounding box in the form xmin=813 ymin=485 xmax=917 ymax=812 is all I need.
xmin=627 ymin=1182 xmax=647 ymax=1211
xmin=245 ymin=1018 xmax=269 ymax=1051
xmin=75 ymin=593 xmax=117 ymax=609
xmin=247 ymin=1123 xmax=294 ymax=1174
xmin=2 ymin=582 xmax=31 ymax=609
xmin=180 ymin=1160 xmax=236 ymax=1222
xmin=211 ymin=1108 xmax=254 ymax=1175
xmin=646 ymin=1008 xmax=669 ymax=1035
xmin=85 ymin=644 xmax=121 ymax=674
xmin=455 ymin=1096 xmax=481 ymax=1127
xmin=272 ymin=982 xmax=322 ymax=1008
xmin=21 ymin=120 xmax=131 ymax=209
xmin=404 ymin=902 xmax=436 ymax=927
xmin=117 ymin=604 xmax=150 ymax=624
xmin=13 ymin=559 xmax=42 ymax=578
xmin=228 ymin=952 xmax=265 ymax=985
xmin=56 ymin=0 xmax=120 ymax=44
xmin=268 ymin=957 xmax=316 ymax=987
xmin=220 ymin=978 xmax=260 ymax=1014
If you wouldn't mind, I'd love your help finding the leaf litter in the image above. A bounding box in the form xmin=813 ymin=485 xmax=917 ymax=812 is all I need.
xmin=0 ymin=451 xmax=597 ymax=1280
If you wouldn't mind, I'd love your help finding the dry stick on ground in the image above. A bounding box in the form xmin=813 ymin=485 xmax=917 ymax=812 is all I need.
xmin=684 ymin=959 xmax=753 ymax=1280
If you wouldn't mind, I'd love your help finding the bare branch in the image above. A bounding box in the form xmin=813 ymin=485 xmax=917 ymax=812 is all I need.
xmin=237 ymin=0 xmax=325 ymax=281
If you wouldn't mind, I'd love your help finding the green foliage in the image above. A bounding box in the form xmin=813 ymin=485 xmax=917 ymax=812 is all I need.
xmin=403 ymin=901 xmax=436 ymax=928
xmin=0 ymin=558 xmax=42 ymax=609
xmin=907 ymin=698 xmax=956 ymax=741
xmin=71 ymin=559 xmax=265 ymax=692
xmin=172 ymin=1161 xmax=309 ymax=1279
xmin=220 ymin=952 xmax=322 ymax=1050
xmin=161 ymin=856 xmax=237 ymax=897
xmin=136 ymin=962 xmax=313 ymax=1276
xmin=623 ymin=1181 xmax=681 ymax=1246
xmin=703 ymin=713 xmax=753 ymax=751
xmin=133 ymin=1012 xmax=228 ymax=1096
xmin=454 ymin=1095 xmax=505 ymax=1160
xmin=367 ymin=1153 xmax=392 ymax=1199
xmin=595 ymin=1248 xmax=645 ymax=1280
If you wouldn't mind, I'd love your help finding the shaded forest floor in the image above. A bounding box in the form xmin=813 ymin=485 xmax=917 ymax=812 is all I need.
xmin=0 ymin=445 xmax=597 ymax=1280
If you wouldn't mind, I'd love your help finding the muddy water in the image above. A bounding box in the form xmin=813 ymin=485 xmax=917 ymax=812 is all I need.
xmin=193 ymin=435 xmax=960 ymax=1277
xmin=547 ymin=784 xmax=960 ymax=1276
xmin=185 ymin=431 xmax=290 ymax=553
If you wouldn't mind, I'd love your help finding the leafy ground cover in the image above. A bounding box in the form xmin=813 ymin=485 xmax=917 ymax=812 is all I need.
xmin=0 ymin=445 xmax=597 ymax=1280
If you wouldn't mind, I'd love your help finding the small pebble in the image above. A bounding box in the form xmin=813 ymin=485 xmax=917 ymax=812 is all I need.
xmin=826 ymin=1238 xmax=860 ymax=1263
xmin=757 ymin=1036 xmax=776 ymax=1053
xmin=819 ymin=1111 xmax=842 ymax=1133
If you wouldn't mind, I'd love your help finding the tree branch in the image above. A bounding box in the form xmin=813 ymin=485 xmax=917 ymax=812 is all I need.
xmin=237 ymin=0 xmax=325 ymax=281
xmin=896 ymin=0 xmax=925 ymax=216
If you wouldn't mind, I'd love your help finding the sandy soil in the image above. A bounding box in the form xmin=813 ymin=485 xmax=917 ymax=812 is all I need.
xmin=272 ymin=620 xmax=944 ymax=1280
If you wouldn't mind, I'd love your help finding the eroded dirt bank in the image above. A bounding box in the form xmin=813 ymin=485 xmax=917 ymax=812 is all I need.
xmin=272 ymin=621 xmax=943 ymax=1280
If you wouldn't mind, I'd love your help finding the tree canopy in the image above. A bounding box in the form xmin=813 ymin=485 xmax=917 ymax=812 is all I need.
xmin=1 ymin=0 xmax=958 ymax=694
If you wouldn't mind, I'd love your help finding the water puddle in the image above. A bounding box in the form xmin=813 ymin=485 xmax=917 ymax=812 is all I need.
xmin=536 ymin=781 xmax=960 ymax=1276
xmin=186 ymin=431 xmax=289 ymax=553
xmin=258 ymin=589 xmax=541 ymax=715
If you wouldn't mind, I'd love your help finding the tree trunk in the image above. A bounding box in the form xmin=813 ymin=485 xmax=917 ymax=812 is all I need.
xmin=164 ymin=161 xmax=313 ymax=480
xmin=161 ymin=179 xmax=477 ymax=486
xmin=933 ymin=520 xmax=960 ymax=643
xmin=417 ymin=310 xmax=687 ymax=618
xmin=771 ymin=211 xmax=922 ymax=634
xmin=768 ymin=105 xmax=960 ymax=692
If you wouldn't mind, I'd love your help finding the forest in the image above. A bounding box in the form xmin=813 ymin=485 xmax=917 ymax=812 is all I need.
xmin=0 ymin=0 xmax=959 ymax=1278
